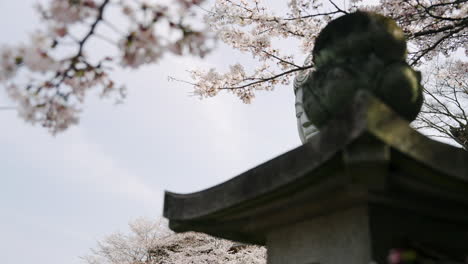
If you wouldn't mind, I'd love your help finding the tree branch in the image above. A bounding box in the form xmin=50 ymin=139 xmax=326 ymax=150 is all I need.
xmin=219 ymin=65 xmax=312 ymax=90
xmin=76 ymin=0 xmax=111 ymax=57
xmin=411 ymin=18 xmax=468 ymax=38
xmin=410 ymin=26 xmax=464 ymax=65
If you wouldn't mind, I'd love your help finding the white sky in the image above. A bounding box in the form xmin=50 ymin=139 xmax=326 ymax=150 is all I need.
xmin=0 ymin=1 xmax=302 ymax=264
xmin=4 ymin=1 xmax=463 ymax=263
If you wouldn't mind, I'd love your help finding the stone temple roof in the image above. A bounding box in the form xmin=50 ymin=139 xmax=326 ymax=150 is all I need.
xmin=163 ymin=91 xmax=468 ymax=245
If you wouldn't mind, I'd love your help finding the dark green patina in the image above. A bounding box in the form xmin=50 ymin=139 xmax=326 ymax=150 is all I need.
xmin=299 ymin=12 xmax=423 ymax=129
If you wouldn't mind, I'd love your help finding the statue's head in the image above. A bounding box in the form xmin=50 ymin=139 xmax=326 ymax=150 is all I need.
xmin=295 ymin=11 xmax=423 ymax=133
xmin=313 ymin=11 xmax=407 ymax=67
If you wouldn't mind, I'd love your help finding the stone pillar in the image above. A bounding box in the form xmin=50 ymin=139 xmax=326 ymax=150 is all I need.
xmin=267 ymin=207 xmax=371 ymax=264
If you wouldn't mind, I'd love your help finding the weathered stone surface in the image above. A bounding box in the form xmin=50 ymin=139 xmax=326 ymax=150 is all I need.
xmin=294 ymin=12 xmax=423 ymax=143
xmin=312 ymin=12 xmax=406 ymax=66
xmin=164 ymin=92 xmax=468 ymax=226
xmin=267 ymin=207 xmax=371 ymax=264
xmin=164 ymin=92 xmax=468 ymax=262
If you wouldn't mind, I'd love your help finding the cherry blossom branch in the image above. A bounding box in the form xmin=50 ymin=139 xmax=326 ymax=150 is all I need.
xmin=410 ymin=26 xmax=464 ymax=65
xmin=0 ymin=0 xmax=212 ymax=133
xmin=258 ymin=49 xmax=301 ymax=68
xmin=281 ymin=10 xmax=344 ymax=21
xmin=411 ymin=18 xmax=468 ymax=37
xmin=415 ymin=0 xmax=466 ymax=21
xmin=76 ymin=0 xmax=111 ymax=57
xmin=1 ymin=0 xmax=466 ymax=139
xmin=327 ymin=0 xmax=348 ymax=15
xmin=219 ymin=65 xmax=312 ymax=90
xmin=425 ymin=0 xmax=468 ymax=8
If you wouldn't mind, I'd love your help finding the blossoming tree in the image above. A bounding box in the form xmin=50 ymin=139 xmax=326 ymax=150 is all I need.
xmin=82 ymin=217 xmax=266 ymax=264
xmin=413 ymin=59 xmax=468 ymax=149
xmin=0 ymin=0 xmax=467 ymax=147
xmin=190 ymin=0 xmax=467 ymax=148
xmin=0 ymin=0 xmax=211 ymax=133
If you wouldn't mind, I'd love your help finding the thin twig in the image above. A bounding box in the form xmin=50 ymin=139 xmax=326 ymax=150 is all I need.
xmin=328 ymin=0 xmax=349 ymax=15
xmin=219 ymin=65 xmax=313 ymax=90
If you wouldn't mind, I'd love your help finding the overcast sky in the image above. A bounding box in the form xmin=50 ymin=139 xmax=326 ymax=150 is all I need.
xmin=4 ymin=1 xmax=463 ymax=263
xmin=0 ymin=1 xmax=302 ymax=264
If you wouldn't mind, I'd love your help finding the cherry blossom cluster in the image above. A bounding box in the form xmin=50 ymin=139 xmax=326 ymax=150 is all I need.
xmin=190 ymin=0 xmax=466 ymax=104
xmin=153 ymin=232 xmax=266 ymax=264
xmin=117 ymin=0 xmax=211 ymax=68
xmin=363 ymin=0 xmax=468 ymax=65
xmin=190 ymin=62 xmax=291 ymax=103
xmin=83 ymin=217 xmax=266 ymax=264
xmin=190 ymin=0 xmax=338 ymax=102
xmin=1 ymin=0 xmax=466 ymax=136
xmin=39 ymin=0 xmax=97 ymax=23
xmin=0 ymin=0 xmax=211 ymax=133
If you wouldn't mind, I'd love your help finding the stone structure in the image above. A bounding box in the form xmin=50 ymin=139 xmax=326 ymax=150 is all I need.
xmin=163 ymin=12 xmax=468 ymax=264
xmin=295 ymin=12 xmax=423 ymax=143
xmin=164 ymin=92 xmax=468 ymax=263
